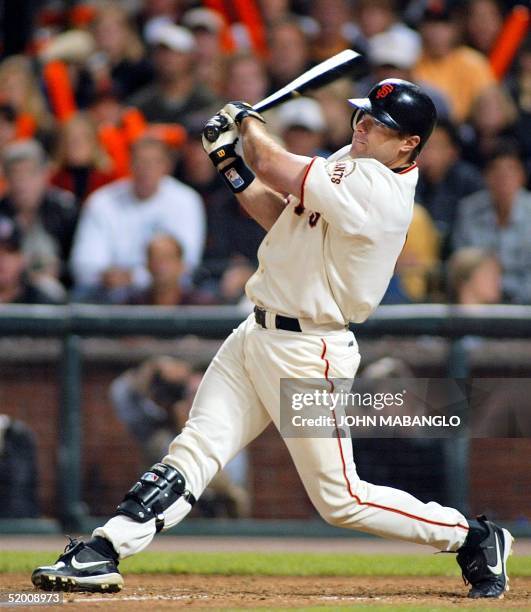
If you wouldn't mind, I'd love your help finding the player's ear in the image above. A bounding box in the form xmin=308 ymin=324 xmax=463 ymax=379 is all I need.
xmin=401 ymin=135 xmax=420 ymax=154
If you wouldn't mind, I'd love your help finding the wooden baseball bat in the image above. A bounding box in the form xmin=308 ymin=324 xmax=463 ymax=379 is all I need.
xmin=204 ymin=49 xmax=365 ymax=142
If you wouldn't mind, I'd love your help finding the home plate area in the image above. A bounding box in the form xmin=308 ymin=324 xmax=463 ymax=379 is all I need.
xmin=4 ymin=574 xmax=531 ymax=610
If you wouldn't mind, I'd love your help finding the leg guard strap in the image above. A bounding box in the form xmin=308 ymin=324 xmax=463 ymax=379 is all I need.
xmin=116 ymin=463 xmax=196 ymax=532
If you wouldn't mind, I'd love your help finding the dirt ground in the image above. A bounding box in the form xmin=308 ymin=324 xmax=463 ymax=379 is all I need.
xmin=2 ymin=574 xmax=531 ymax=610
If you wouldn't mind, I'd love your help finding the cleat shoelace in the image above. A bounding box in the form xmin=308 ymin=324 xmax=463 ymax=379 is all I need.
xmin=62 ymin=536 xmax=80 ymax=555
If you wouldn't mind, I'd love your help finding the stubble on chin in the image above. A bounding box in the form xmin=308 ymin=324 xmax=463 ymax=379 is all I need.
xmin=350 ymin=140 xmax=369 ymax=159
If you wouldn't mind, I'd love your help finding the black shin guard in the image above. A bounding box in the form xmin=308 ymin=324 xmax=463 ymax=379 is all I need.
xmin=116 ymin=463 xmax=196 ymax=532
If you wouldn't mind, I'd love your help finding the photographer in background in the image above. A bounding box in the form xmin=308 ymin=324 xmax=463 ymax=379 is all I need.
xmin=0 ymin=215 xmax=65 ymax=304
xmin=0 ymin=414 xmax=39 ymax=518
xmin=110 ymin=356 xmax=190 ymax=466
xmin=110 ymin=357 xmax=250 ymax=518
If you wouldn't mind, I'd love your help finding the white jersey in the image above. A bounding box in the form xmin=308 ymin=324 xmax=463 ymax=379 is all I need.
xmin=246 ymin=145 xmax=418 ymax=325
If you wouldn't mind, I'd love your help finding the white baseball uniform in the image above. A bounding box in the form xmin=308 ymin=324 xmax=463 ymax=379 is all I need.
xmin=95 ymin=146 xmax=469 ymax=558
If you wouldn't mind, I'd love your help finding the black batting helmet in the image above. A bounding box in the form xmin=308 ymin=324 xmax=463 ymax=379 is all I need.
xmin=348 ymin=79 xmax=437 ymax=153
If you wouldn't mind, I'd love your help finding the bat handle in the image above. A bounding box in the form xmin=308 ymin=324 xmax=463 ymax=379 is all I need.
xmin=203 ymin=115 xmax=229 ymax=143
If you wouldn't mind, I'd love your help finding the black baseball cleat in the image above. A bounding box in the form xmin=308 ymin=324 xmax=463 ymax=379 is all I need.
xmin=456 ymin=515 xmax=513 ymax=598
xmin=31 ymin=537 xmax=124 ymax=593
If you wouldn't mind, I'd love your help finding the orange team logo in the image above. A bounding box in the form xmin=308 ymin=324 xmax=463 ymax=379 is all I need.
xmin=376 ymin=84 xmax=394 ymax=99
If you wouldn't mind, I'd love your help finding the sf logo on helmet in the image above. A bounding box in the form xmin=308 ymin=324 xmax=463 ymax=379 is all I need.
xmin=376 ymin=84 xmax=394 ymax=99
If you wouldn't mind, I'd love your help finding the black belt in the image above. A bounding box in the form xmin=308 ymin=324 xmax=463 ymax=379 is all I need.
xmin=254 ymin=306 xmax=302 ymax=332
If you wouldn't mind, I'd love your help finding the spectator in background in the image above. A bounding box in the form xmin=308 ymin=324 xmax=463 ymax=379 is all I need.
xmin=87 ymin=86 xmax=125 ymax=128
xmin=446 ymin=247 xmax=501 ymax=304
xmin=70 ymin=137 xmax=205 ymax=303
xmin=129 ymin=23 xmax=220 ymax=128
xmin=175 ymin=120 xmax=234 ymax=271
xmin=460 ymin=84 xmax=519 ymax=169
xmin=382 ymin=203 xmax=440 ymax=303
xmin=51 ymin=112 xmax=115 ymax=203
xmin=452 ymin=144 xmax=531 ymax=304
xmin=87 ymin=4 xmax=153 ymax=101
xmin=38 ymin=29 xmax=97 ymax=112
xmin=413 ymin=3 xmax=496 ymax=123
xmin=258 ymin=0 xmax=318 ymax=40
xmin=140 ymin=234 xmax=254 ymax=308
xmin=463 ymin=0 xmax=504 ymax=56
xmin=364 ymin=29 xmax=451 ymax=120
xmin=275 ymin=97 xmax=329 ymax=157
xmin=0 ymin=104 xmax=18 ymax=197
xmin=175 ymin=119 xmax=264 ymax=289
xmin=0 ymin=104 xmax=18 ymax=152
xmin=258 ymin=0 xmax=294 ymax=26
xmin=506 ymin=38 xmax=531 ymax=183
xmin=130 ymin=234 xmax=212 ymax=306
xmin=216 ymin=256 xmax=255 ymax=307
xmin=140 ymin=0 xmax=183 ymax=43
xmin=0 ymin=140 xmax=78 ymax=289
xmin=266 ymin=18 xmax=312 ymax=94
xmin=416 ymin=119 xmax=484 ymax=257
xmin=136 ymin=234 xmax=184 ymax=305
xmin=0 ymin=55 xmax=55 ymax=144
xmin=0 ymin=216 xmax=64 ymax=304
xmin=310 ymin=0 xmax=363 ymax=62
xmin=180 ymin=8 xmax=226 ymax=97
xmin=313 ymin=78 xmax=356 ymax=153
xmin=223 ymin=52 xmax=270 ymax=107
xmin=110 ymin=357 xmax=250 ymax=517
xmin=356 ymin=0 xmax=421 ymax=51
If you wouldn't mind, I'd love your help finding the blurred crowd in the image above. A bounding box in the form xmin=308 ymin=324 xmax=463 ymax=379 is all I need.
xmin=0 ymin=0 xmax=530 ymax=308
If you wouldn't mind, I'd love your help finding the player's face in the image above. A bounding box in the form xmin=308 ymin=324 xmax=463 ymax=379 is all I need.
xmin=350 ymin=113 xmax=414 ymax=167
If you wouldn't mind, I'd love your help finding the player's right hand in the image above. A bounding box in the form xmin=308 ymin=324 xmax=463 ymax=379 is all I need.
xmin=201 ymin=113 xmax=240 ymax=167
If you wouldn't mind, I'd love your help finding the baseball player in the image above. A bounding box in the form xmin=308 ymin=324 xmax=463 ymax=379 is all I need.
xmin=32 ymin=79 xmax=512 ymax=599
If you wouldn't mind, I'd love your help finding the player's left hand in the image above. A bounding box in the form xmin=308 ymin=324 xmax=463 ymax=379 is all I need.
xmin=201 ymin=113 xmax=239 ymax=167
xmin=222 ymin=101 xmax=265 ymax=126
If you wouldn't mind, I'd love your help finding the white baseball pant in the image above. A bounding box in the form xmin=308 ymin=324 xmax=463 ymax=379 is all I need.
xmin=94 ymin=314 xmax=469 ymax=558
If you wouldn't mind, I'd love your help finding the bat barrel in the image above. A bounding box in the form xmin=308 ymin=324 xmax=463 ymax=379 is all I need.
xmin=253 ymin=50 xmax=364 ymax=113
xmin=203 ymin=50 xmax=365 ymax=141
xmin=253 ymin=94 xmax=295 ymax=113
